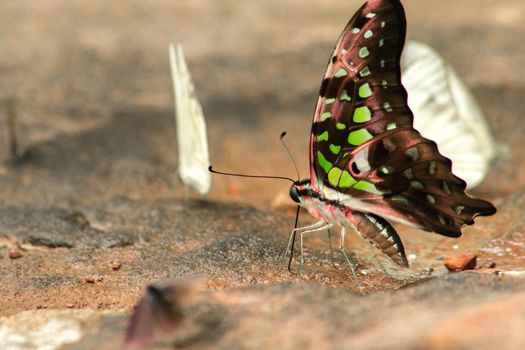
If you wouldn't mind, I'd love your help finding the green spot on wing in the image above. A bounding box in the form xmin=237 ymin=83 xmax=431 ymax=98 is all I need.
xmin=320 ymin=111 xmax=332 ymax=121
xmin=335 ymin=68 xmax=348 ymax=78
xmin=336 ymin=122 xmax=346 ymax=130
xmin=403 ymin=168 xmax=413 ymax=179
xmin=354 ymin=181 xmax=382 ymax=194
xmin=318 ymin=131 xmax=329 ymax=142
xmin=359 ymin=47 xmax=370 ymax=58
xmin=391 ymin=195 xmax=412 ymax=206
xmin=379 ymin=165 xmax=395 ymax=174
xmin=348 ymin=129 xmax=373 ymax=146
xmin=455 ymin=205 xmax=465 ymax=214
xmin=429 ymin=161 xmax=437 ymax=175
xmin=359 ymin=67 xmax=371 ymax=77
xmin=386 ymin=122 xmax=397 ymax=130
xmin=325 ymin=98 xmax=336 ymax=105
xmin=317 ymin=151 xmax=333 ymax=173
xmin=340 ymin=90 xmax=352 ymax=102
xmin=358 ymin=83 xmax=373 ymax=98
xmin=327 ymin=167 xmax=342 ymax=187
xmin=410 ymin=181 xmax=424 ymax=190
xmin=339 ymin=171 xmax=357 ymax=188
xmin=329 ymin=144 xmax=341 ymax=155
xmin=329 ymin=167 xmax=356 ymax=188
xmin=405 ymin=147 xmax=419 ymax=161
xmin=364 ymin=30 xmax=373 ymax=39
xmin=442 ymin=181 xmax=451 ymax=195
xmin=353 ymin=106 xmax=372 ymax=123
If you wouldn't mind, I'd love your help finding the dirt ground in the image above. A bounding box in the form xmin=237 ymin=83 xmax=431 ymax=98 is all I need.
xmin=1 ymin=1 xmax=524 ymax=349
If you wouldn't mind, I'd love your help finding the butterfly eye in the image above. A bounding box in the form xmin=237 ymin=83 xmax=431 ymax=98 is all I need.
xmin=289 ymin=185 xmax=301 ymax=203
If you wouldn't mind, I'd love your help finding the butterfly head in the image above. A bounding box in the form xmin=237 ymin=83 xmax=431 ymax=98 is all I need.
xmin=289 ymin=179 xmax=314 ymax=204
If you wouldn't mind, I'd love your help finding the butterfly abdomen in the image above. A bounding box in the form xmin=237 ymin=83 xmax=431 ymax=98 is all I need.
xmin=350 ymin=211 xmax=409 ymax=267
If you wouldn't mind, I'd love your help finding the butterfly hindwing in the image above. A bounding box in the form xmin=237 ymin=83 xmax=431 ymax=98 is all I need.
xmin=309 ymin=0 xmax=495 ymax=237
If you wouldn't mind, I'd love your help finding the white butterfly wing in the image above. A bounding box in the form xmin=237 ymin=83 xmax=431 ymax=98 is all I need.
xmin=401 ymin=41 xmax=501 ymax=189
xmin=169 ymin=43 xmax=211 ymax=194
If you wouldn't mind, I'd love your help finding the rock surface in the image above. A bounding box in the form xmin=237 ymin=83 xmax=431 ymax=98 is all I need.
xmin=0 ymin=0 xmax=524 ymax=349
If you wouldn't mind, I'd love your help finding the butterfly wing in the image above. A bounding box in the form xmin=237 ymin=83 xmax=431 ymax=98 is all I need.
xmin=401 ymin=40 xmax=503 ymax=189
xmin=309 ymin=0 xmax=495 ymax=237
xmin=125 ymin=294 xmax=157 ymax=348
xmin=170 ymin=43 xmax=211 ymax=194
xmin=125 ymin=278 xmax=203 ymax=348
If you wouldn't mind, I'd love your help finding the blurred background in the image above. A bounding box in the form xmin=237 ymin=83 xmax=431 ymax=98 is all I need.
xmin=1 ymin=2 xmax=525 ymax=347
xmin=1 ymin=0 xmax=524 ymax=210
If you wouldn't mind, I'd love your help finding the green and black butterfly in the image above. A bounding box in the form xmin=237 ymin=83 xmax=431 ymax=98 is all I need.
xmin=287 ymin=0 xmax=496 ymax=270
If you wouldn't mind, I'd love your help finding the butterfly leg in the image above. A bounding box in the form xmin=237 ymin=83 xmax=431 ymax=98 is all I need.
xmin=338 ymin=227 xmax=364 ymax=294
xmin=283 ymin=220 xmax=327 ymax=275
xmin=326 ymin=228 xmax=337 ymax=268
xmin=282 ymin=221 xmax=326 ymax=260
xmin=299 ymin=223 xmax=333 ymax=275
xmin=365 ymin=240 xmax=394 ymax=278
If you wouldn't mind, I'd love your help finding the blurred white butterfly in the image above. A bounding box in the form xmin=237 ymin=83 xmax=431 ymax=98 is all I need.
xmin=169 ymin=43 xmax=211 ymax=194
xmin=401 ymin=41 xmax=502 ymax=189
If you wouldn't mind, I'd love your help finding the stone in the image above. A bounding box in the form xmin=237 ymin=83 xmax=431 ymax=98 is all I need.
xmin=444 ymin=253 xmax=477 ymax=271
xmin=8 ymin=248 xmax=22 ymax=259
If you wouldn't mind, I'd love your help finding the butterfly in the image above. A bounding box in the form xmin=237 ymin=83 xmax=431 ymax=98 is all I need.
xmin=125 ymin=277 xmax=204 ymax=348
xmin=287 ymin=0 xmax=496 ymax=272
xmin=401 ymin=40 xmax=503 ymax=189
xmin=169 ymin=43 xmax=211 ymax=195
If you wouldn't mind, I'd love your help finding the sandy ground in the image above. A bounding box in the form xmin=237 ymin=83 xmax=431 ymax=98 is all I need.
xmin=0 ymin=1 xmax=524 ymax=349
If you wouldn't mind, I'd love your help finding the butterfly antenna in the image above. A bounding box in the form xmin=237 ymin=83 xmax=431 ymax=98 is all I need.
xmin=208 ymin=166 xmax=295 ymax=183
xmin=279 ymin=131 xmax=300 ymax=181
xmin=287 ymin=205 xmax=301 ymax=274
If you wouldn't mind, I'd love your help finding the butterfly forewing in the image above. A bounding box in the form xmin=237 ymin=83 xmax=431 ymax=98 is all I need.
xmin=309 ymin=0 xmax=495 ymax=237
xmin=310 ymin=0 xmax=409 ymax=191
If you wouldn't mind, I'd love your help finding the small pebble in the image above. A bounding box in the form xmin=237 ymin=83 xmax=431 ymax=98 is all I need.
xmin=96 ymin=276 xmax=104 ymax=282
xmin=444 ymin=253 xmax=477 ymax=272
xmin=207 ymin=280 xmax=225 ymax=288
xmin=84 ymin=277 xmax=95 ymax=284
xmin=9 ymin=248 xmax=23 ymax=259
xmin=488 ymin=262 xmax=497 ymax=268
xmin=109 ymin=261 xmax=121 ymax=271
xmin=66 ymin=303 xmax=75 ymax=308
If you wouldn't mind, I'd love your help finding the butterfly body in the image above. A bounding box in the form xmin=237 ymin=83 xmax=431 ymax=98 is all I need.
xmin=291 ymin=180 xmax=409 ymax=267
xmin=288 ymin=0 xmax=496 ymax=269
